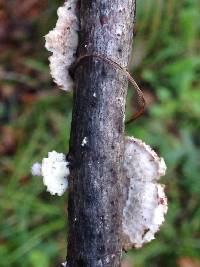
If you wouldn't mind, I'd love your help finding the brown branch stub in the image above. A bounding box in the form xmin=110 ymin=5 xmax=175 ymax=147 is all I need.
xmin=67 ymin=1 xmax=136 ymax=266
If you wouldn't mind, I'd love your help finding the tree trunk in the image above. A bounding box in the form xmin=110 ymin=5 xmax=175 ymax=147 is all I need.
xmin=67 ymin=1 xmax=136 ymax=266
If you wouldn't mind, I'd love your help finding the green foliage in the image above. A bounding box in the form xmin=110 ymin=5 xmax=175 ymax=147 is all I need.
xmin=0 ymin=0 xmax=200 ymax=266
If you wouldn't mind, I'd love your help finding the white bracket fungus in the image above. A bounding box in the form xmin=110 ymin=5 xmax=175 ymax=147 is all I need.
xmin=31 ymin=139 xmax=167 ymax=248
xmin=43 ymin=0 xmax=168 ymax=251
xmin=122 ymin=137 xmax=168 ymax=249
xmin=45 ymin=0 xmax=79 ymax=91
xmin=31 ymin=151 xmax=69 ymax=196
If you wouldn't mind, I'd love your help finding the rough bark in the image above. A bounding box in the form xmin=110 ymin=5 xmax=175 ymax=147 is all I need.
xmin=67 ymin=1 xmax=136 ymax=266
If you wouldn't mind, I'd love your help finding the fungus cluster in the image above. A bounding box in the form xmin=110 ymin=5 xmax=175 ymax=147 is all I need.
xmin=31 ymin=137 xmax=167 ymax=249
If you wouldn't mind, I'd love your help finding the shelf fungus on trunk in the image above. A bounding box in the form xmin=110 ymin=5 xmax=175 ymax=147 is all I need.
xmin=31 ymin=151 xmax=70 ymax=196
xmin=45 ymin=0 xmax=79 ymax=91
xmin=122 ymin=137 xmax=168 ymax=250
xmin=31 ymin=137 xmax=168 ymax=249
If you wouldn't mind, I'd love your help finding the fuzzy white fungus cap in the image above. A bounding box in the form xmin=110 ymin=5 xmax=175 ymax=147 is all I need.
xmin=122 ymin=137 xmax=168 ymax=249
xmin=32 ymin=151 xmax=69 ymax=196
xmin=45 ymin=0 xmax=79 ymax=91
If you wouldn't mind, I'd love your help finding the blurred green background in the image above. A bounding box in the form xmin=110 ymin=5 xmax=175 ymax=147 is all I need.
xmin=0 ymin=0 xmax=200 ymax=266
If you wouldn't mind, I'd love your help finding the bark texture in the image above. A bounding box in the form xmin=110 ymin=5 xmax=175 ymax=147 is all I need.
xmin=67 ymin=1 xmax=136 ymax=266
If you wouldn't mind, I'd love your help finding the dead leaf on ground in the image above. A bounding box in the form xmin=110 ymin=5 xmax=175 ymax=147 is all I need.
xmin=122 ymin=258 xmax=133 ymax=267
xmin=143 ymin=89 xmax=156 ymax=107
xmin=11 ymin=0 xmax=47 ymax=20
xmin=0 ymin=126 xmax=19 ymax=155
xmin=177 ymin=257 xmax=200 ymax=267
